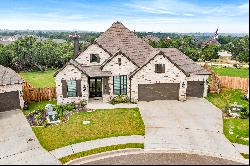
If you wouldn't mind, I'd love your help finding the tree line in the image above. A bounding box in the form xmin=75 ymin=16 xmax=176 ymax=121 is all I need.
xmin=0 ymin=36 xmax=76 ymax=71
xmin=149 ymin=35 xmax=249 ymax=63
xmin=0 ymin=34 xmax=248 ymax=72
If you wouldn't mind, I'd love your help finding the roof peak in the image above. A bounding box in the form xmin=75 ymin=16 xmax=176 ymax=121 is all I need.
xmin=112 ymin=21 xmax=123 ymax=25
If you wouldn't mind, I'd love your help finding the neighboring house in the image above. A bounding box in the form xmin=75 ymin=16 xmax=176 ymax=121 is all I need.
xmin=0 ymin=65 xmax=24 ymax=112
xmin=54 ymin=22 xmax=210 ymax=104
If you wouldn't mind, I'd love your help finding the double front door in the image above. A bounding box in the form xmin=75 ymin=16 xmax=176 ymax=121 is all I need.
xmin=89 ymin=78 xmax=102 ymax=97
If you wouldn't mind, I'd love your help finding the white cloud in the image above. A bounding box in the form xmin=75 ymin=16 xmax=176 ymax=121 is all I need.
xmin=126 ymin=0 xmax=249 ymax=17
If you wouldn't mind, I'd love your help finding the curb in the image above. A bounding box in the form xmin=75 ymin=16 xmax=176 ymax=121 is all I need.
xmin=65 ymin=149 xmax=249 ymax=165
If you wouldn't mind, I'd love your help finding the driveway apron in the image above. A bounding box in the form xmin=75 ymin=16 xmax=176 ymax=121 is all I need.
xmin=138 ymin=98 xmax=243 ymax=160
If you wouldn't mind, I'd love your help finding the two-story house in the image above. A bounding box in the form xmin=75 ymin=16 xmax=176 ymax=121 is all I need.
xmin=54 ymin=22 xmax=210 ymax=104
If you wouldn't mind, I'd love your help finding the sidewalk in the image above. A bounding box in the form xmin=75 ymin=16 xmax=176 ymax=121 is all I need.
xmin=50 ymin=135 xmax=144 ymax=159
xmin=233 ymin=143 xmax=249 ymax=154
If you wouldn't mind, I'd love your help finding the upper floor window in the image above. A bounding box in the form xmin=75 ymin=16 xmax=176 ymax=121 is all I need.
xmin=155 ymin=64 xmax=165 ymax=73
xmin=90 ymin=54 xmax=100 ymax=63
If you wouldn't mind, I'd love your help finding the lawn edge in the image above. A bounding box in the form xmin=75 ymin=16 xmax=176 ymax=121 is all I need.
xmin=59 ymin=143 xmax=144 ymax=164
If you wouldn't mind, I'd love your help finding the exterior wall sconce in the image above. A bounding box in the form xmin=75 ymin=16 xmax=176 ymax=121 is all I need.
xmin=83 ymin=85 xmax=86 ymax=91
xmin=182 ymin=82 xmax=186 ymax=88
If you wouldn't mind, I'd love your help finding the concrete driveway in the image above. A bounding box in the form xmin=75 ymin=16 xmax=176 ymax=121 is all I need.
xmin=0 ymin=110 xmax=60 ymax=165
xmin=138 ymin=98 xmax=243 ymax=161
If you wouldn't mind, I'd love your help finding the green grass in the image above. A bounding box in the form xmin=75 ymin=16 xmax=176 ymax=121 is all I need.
xmin=223 ymin=118 xmax=249 ymax=145
xmin=23 ymin=100 xmax=57 ymax=115
xmin=206 ymin=89 xmax=249 ymax=145
xmin=212 ymin=67 xmax=249 ymax=78
xmin=59 ymin=143 xmax=144 ymax=164
xmin=32 ymin=108 xmax=145 ymax=151
xmin=206 ymin=89 xmax=249 ymax=110
xmin=19 ymin=69 xmax=56 ymax=88
xmin=241 ymin=153 xmax=249 ymax=159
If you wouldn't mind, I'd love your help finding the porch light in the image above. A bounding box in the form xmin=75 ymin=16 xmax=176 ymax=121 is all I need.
xmin=83 ymin=85 xmax=86 ymax=91
xmin=182 ymin=82 xmax=186 ymax=88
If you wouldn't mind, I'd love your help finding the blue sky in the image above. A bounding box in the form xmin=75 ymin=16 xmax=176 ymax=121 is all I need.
xmin=0 ymin=0 xmax=249 ymax=33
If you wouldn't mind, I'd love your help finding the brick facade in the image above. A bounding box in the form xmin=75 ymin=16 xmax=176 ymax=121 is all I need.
xmin=130 ymin=54 xmax=187 ymax=102
xmin=55 ymin=65 xmax=89 ymax=104
xmin=102 ymin=53 xmax=138 ymax=102
xmin=56 ymin=44 xmax=209 ymax=104
xmin=75 ymin=44 xmax=110 ymax=66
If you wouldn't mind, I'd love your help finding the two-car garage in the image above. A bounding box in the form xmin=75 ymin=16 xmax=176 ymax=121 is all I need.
xmin=138 ymin=81 xmax=205 ymax=102
xmin=138 ymin=83 xmax=180 ymax=101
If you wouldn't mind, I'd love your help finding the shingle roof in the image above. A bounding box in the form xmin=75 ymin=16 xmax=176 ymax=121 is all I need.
xmin=0 ymin=65 xmax=23 ymax=86
xmin=157 ymin=48 xmax=210 ymax=75
xmin=82 ymin=66 xmax=111 ymax=77
xmin=95 ymin=21 xmax=154 ymax=67
xmin=54 ymin=60 xmax=111 ymax=77
xmin=95 ymin=21 xmax=209 ymax=76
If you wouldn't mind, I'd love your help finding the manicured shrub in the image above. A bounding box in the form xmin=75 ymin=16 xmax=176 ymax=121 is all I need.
xmin=240 ymin=107 xmax=249 ymax=119
xmin=109 ymin=95 xmax=131 ymax=105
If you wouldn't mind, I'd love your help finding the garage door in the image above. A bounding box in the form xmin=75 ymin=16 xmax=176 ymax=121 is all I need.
xmin=138 ymin=83 xmax=180 ymax=101
xmin=0 ymin=91 xmax=20 ymax=112
xmin=186 ymin=81 xmax=204 ymax=98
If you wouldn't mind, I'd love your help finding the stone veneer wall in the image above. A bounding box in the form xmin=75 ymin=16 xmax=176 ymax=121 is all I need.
xmin=130 ymin=54 xmax=187 ymax=102
xmin=75 ymin=44 xmax=111 ymax=66
xmin=0 ymin=84 xmax=24 ymax=108
xmin=102 ymin=53 xmax=138 ymax=102
xmin=187 ymin=74 xmax=209 ymax=97
xmin=55 ymin=65 xmax=89 ymax=104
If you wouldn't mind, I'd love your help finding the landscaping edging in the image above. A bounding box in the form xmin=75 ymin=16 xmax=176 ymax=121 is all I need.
xmin=49 ymin=135 xmax=144 ymax=159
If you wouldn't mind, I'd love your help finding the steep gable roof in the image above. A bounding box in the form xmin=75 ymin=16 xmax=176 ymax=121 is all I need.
xmin=130 ymin=48 xmax=210 ymax=78
xmin=95 ymin=21 xmax=154 ymax=67
xmin=0 ymin=65 xmax=22 ymax=86
xmin=158 ymin=48 xmax=211 ymax=75
xmin=100 ymin=50 xmax=139 ymax=70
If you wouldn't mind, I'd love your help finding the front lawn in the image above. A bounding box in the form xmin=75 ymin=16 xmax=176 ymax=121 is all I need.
xmin=223 ymin=118 xmax=249 ymax=145
xmin=23 ymin=100 xmax=57 ymax=115
xmin=206 ymin=88 xmax=249 ymax=145
xmin=32 ymin=108 xmax=145 ymax=151
xmin=212 ymin=67 xmax=249 ymax=78
xmin=206 ymin=89 xmax=249 ymax=110
xmin=19 ymin=69 xmax=56 ymax=88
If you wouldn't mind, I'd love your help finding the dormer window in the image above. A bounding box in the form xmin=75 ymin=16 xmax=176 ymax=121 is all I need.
xmin=90 ymin=54 xmax=100 ymax=63
xmin=155 ymin=64 xmax=165 ymax=73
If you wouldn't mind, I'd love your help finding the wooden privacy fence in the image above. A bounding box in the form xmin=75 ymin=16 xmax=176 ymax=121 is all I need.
xmin=203 ymin=63 xmax=249 ymax=93
xmin=22 ymin=82 xmax=56 ymax=103
xmin=218 ymin=76 xmax=249 ymax=92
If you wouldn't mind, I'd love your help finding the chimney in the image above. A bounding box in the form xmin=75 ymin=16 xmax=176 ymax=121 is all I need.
xmin=68 ymin=31 xmax=81 ymax=57
xmin=73 ymin=32 xmax=80 ymax=57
